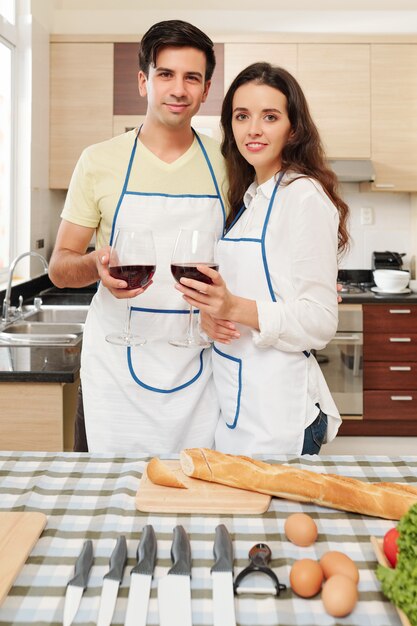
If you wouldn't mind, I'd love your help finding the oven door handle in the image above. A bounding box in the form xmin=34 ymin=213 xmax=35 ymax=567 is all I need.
xmin=332 ymin=334 xmax=363 ymax=344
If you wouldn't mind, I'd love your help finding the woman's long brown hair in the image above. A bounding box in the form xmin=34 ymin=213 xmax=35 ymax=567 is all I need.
xmin=221 ymin=62 xmax=349 ymax=254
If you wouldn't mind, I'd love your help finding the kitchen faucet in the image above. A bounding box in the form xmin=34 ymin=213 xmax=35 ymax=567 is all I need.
xmin=2 ymin=251 xmax=49 ymax=322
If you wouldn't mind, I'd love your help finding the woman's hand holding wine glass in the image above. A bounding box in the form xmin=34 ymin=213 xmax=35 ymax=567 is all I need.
xmin=169 ymin=229 xmax=218 ymax=348
xmin=105 ymin=226 xmax=156 ymax=346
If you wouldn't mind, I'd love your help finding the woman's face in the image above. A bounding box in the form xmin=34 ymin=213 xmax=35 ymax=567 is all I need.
xmin=231 ymin=81 xmax=292 ymax=184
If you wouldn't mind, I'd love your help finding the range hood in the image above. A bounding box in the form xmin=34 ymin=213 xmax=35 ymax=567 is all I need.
xmin=328 ymin=159 xmax=375 ymax=183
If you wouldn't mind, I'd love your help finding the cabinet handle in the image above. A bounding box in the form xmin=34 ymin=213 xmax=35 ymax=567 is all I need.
xmin=389 ymin=337 xmax=411 ymax=342
xmin=390 ymin=395 xmax=413 ymax=401
xmin=389 ymin=366 xmax=412 ymax=371
xmin=389 ymin=309 xmax=411 ymax=314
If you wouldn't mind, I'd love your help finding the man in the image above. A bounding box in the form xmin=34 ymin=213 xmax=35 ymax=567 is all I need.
xmin=49 ymin=20 xmax=227 ymax=453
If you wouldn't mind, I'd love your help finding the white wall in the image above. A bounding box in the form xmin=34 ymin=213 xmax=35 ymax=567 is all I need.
xmin=339 ymin=185 xmax=412 ymax=270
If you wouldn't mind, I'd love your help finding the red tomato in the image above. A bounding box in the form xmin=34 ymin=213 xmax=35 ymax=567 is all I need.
xmin=383 ymin=527 xmax=400 ymax=567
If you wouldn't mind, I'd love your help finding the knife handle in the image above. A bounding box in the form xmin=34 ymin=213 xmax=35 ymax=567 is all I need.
xmin=131 ymin=525 xmax=157 ymax=576
xmin=211 ymin=524 xmax=234 ymax=573
xmin=68 ymin=539 xmax=93 ymax=589
xmin=169 ymin=525 xmax=191 ymax=576
xmin=104 ymin=535 xmax=127 ymax=582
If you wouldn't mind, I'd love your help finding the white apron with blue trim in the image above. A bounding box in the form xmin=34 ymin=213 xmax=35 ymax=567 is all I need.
xmin=213 ymin=176 xmax=311 ymax=455
xmin=81 ymin=131 xmax=225 ymax=452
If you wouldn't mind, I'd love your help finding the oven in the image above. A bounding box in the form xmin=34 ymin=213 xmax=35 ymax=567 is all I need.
xmin=316 ymin=305 xmax=363 ymax=418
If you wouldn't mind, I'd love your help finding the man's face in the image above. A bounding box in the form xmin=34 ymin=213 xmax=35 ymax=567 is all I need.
xmin=138 ymin=46 xmax=211 ymax=130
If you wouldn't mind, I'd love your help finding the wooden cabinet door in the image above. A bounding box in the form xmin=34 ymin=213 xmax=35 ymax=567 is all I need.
xmin=364 ymin=362 xmax=417 ymax=390
xmin=224 ymin=43 xmax=297 ymax=90
xmin=370 ymin=44 xmax=417 ymax=191
xmin=50 ymin=43 xmax=114 ymax=189
xmin=363 ymin=304 xmax=417 ymax=333
xmin=364 ymin=390 xmax=417 ymax=420
xmin=297 ymin=44 xmax=371 ymax=159
xmin=364 ymin=333 xmax=417 ymax=361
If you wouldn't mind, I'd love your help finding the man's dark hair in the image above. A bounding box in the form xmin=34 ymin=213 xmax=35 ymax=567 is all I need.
xmin=139 ymin=20 xmax=216 ymax=82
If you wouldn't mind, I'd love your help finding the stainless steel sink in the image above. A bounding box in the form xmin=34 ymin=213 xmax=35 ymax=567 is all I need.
xmin=0 ymin=306 xmax=88 ymax=346
xmin=0 ymin=321 xmax=84 ymax=346
xmin=22 ymin=305 xmax=89 ymax=323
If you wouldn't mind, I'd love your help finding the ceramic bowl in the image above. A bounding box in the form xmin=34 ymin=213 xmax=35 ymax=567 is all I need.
xmin=373 ymin=269 xmax=410 ymax=292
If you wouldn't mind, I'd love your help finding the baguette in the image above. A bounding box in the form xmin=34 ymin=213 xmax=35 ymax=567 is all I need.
xmin=147 ymin=457 xmax=187 ymax=489
xmin=180 ymin=448 xmax=417 ymax=520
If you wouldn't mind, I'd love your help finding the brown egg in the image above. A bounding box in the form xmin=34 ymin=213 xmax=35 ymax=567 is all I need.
xmin=322 ymin=574 xmax=358 ymax=617
xmin=289 ymin=559 xmax=324 ymax=598
xmin=320 ymin=551 xmax=359 ymax=584
xmin=284 ymin=513 xmax=318 ymax=547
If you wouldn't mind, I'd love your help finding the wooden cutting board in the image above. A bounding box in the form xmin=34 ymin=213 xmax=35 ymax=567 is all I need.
xmin=136 ymin=460 xmax=271 ymax=514
xmin=0 ymin=512 xmax=47 ymax=606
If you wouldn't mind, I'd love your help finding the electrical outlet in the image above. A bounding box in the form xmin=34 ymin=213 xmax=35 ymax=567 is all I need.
xmin=35 ymin=238 xmax=44 ymax=249
xmin=360 ymin=207 xmax=374 ymax=226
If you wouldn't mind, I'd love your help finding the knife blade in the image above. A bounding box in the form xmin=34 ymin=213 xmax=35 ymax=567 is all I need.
xmin=63 ymin=539 xmax=93 ymax=626
xmin=158 ymin=525 xmax=192 ymax=626
xmin=211 ymin=524 xmax=236 ymax=626
xmin=124 ymin=525 xmax=157 ymax=626
xmin=97 ymin=535 xmax=127 ymax=626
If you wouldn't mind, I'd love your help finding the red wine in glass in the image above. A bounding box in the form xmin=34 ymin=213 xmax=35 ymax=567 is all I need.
xmin=110 ymin=264 xmax=156 ymax=289
xmin=105 ymin=226 xmax=156 ymax=346
xmin=171 ymin=263 xmax=218 ymax=285
xmin=169 ymin=229 xmax=218 ymax=348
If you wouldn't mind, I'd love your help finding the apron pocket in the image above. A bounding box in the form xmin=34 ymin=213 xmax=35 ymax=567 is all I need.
xmin=127 ymin=342 xmax=207 ymax=393
xmin=213 ymin=345 xmax=242 ymax=428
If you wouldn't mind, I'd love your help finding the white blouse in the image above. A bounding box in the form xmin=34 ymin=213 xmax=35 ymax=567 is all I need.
xmin=237 ymin=173 xmax=340 ymax=352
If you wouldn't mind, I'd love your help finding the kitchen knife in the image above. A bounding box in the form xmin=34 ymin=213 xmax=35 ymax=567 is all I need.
xmin=158 ymin=525 xmax=192 ymax=626
xmin=124 ymin=525 xmax=157 ymax=626
xmin=211 ymin=524 xmax=236 ymax=626
xmin=63 ymin=539 xmax=93 ymax=626
xmin=97 ymin=535 xmax=127 ymax=626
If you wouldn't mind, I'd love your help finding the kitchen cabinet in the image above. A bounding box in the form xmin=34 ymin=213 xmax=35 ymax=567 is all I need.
xmin=49 ymin=36 xmax=417 ymax=191
xmin=297 ymin=44 xmax=371 ymax=159
xmin=223 ymin=43 xmax=297 ymax=89
xmin=224 ymin=43 xmax=371 ymax=159
xmin=0 ymin=379 xmax=79 ymax=451
xmin=363 ymin=304 xmax=417 ymax=422
xmin=49 ymin=43 xmax=114 ymax=189
xmin=367 ymin=44 xmax=417 ymax=192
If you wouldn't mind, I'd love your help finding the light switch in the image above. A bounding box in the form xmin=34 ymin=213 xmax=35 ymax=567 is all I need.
xmin=360 ymin=207 xmax=374 ymax=225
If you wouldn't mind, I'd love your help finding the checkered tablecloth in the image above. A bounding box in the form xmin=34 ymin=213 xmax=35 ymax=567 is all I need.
xmin=0 ymin=452 xmax=416 ymax=626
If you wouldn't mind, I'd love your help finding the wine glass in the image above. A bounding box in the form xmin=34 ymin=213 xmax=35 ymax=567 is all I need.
xmin=169 ymin=229 xmax=218 ymax=348
xmin=105 ymin=226 xmax=156 ymax=346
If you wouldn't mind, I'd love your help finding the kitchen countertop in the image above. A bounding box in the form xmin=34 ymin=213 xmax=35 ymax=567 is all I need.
xmin=340 ymin=289 xmax=417 ymax=304
xmin=0 ymin=284 xmax=416 ymax=383
xmin=0 ymin=452 xmax=414 ymax=626
xmin=0 ymin=283 xmax=95 ymax=383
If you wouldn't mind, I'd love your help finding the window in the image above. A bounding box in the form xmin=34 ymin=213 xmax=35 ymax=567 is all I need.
xmin=0 ymin=0 xmax=15 ymax=277
xmin=0 ymin=1 xmax=15 ymax=25
xmin=0 ymin=39 xmax=12 ymax=272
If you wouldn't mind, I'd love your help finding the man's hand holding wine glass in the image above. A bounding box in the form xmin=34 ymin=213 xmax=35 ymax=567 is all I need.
xmin=95 ymin=244 xmax=153 ymax=299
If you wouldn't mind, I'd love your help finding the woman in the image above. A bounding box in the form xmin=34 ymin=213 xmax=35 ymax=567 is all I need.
xmin=175 ymin=62 xmax=349 ymax=455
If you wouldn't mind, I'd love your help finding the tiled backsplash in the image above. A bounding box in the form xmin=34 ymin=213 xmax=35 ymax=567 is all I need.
xmin=339 ymin=183 xmax=412 ymax=270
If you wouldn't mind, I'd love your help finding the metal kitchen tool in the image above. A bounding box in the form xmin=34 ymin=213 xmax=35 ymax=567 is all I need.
xmin=63 ymin=539 xmax=93 ymax=626
xmin=234 ymin=543 xmax=286 ymax=596
xmin=211 ymin=524 xmax=236 ymax=626
xmin=97 ymin=535 xmax=127 ymax=626
xmin=158 ymin=525 xmax=192 ymax=626
xmin=125 ymin=525 xmax=157 ymax=626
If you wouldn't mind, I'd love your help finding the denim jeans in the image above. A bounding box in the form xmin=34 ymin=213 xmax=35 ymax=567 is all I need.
xmin=302 ymin=408 xmax=328 ymax=455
